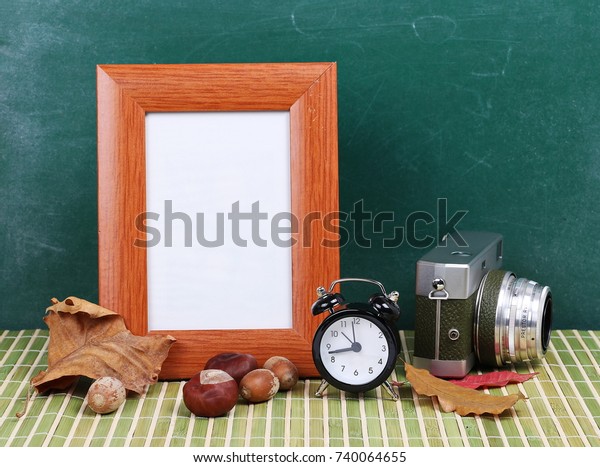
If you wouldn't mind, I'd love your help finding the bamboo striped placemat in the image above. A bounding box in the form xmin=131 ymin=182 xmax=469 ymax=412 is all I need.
xmin=0 ymin=329 xmax=598 ymax=447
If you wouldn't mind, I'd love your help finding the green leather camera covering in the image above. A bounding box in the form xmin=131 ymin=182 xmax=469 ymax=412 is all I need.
xmin=414 ymin=293 xmax=476 ymax=361
xmin=414 ymin=295 xmax=438 ymax=359
xmin=476 ymin=269 xmax=507 ymax=366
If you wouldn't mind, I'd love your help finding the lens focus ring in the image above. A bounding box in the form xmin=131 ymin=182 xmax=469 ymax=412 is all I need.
xmin=475 ymin=269 xmax=552 ymax=367
xmin=474 ymin=269 xmax=509 ymax=367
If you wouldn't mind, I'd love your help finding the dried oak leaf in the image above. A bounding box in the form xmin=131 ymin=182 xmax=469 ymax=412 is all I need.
xmin=405 ymin=362 xmax=526 ymax=416
xmin=31 ymin=297 xmax=176 ymax=395
xmin=448 ymin=371 xmax=539 ymax=389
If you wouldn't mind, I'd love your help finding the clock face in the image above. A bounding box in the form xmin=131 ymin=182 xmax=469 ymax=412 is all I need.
xmin=313 ymin=311 xmax=398 ymax=393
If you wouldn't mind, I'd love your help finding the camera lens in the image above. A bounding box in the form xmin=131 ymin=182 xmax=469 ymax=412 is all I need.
xmin=474 ymin=270 xmax=552 ymax=367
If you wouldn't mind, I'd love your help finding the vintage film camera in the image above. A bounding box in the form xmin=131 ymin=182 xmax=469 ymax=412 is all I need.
xmin=413 ymin=231 xmax=553 ymax=378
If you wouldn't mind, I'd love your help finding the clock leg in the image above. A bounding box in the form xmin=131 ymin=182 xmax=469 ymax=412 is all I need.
xmin=382 ymin=380 xmax=399 ymax=400
xmin=315 ymin=379 xmax=329 ymax=397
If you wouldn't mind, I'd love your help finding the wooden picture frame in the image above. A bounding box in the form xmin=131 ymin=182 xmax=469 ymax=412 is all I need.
xmin=97 ymin=63 xmax=339 ymax=379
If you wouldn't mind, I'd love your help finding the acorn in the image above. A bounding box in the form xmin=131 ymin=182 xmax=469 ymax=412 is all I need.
xmin=86 ymin=376 xmax=126 ymax=414
xmin=263 ymin=356 xmax=299 ymax=391
xmin=239 ymin=369 xmax=279 ymax=403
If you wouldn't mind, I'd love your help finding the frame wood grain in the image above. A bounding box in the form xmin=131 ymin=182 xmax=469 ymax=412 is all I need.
xmin=97 ymin=63 xmax=339 ymax=379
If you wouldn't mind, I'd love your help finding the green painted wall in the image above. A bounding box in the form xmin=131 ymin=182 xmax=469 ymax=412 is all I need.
xmin=1 ymin=1 xmax=598 ymax=330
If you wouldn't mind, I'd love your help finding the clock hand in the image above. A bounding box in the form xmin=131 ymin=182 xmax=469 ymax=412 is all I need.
xmin=341 ymin=332 xmax=353 ymax=345
xmin=328 ymin=346 xmax=353 ymax=354
xmin=328 ymin=342 xmax=362 ymax=354
xmin=352 ymin=321 xmax=356 ymax=343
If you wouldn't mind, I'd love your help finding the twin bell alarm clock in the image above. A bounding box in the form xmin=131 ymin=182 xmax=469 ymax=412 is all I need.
xmin=311 ymin=278 xmax=401 ymax=399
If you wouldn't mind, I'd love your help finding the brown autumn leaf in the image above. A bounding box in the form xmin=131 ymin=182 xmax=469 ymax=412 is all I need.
xmin=405 ymin=362 xmax=526 ymax=416
xmin=31 ymin=297 xmax=176 ymax=395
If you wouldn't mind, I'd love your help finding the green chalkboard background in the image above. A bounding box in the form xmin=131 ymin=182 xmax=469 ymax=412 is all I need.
xmin=1 ymin=1 xmax=599 ymax=330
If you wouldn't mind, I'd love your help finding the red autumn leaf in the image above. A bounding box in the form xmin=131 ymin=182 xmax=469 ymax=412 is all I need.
xmin=448 ymin=371 xmax=538 ymax=389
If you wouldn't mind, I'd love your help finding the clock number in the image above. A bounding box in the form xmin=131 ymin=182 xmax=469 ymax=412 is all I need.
xmin=340 ymin=320 xmax=347 ymax=327
xmin=353 ymin=317 xmax=361 ymax=325
xmin=331 ymin=330 xmax=338 ymax=337
xmin=331 ymin=356 xmax=335 ymax=363
xmin=382 ymin=344 xmax=387 ymax=352
xmin=378 ymin=358 xmax=383 ymax=364
xmin=378 ymin=331 xmax=383 ymax=338
xmin=341 ymin=365 xmax=345 ymax=372
xmin=369 ymin=367 xmax=373 ymax=374
xmin=354 ymin=370 xmax=359 ymax=376
xmin=326 ymin=343 xmax=331 ymax=350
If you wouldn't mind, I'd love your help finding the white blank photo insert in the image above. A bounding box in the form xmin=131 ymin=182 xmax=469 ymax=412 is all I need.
xmin=144 ymin=111 xmax=293 ymax=331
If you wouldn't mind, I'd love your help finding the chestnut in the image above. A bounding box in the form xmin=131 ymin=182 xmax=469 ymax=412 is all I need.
xmin=239 ymin=368 xmax=279 ymax=403
xmin=263 ymin=356 xmax=299 ymax=391
xmin=183 ymin=369 xmax=239 ymax=417
xmin=86 ymin=376 xmax=126 ymax=414
xmin=204 ymin=352 xmax=258 ymax=384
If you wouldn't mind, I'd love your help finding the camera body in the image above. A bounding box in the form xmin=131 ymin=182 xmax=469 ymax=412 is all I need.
xmin=413 ymin=231 xmax=552 ymax=378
